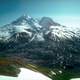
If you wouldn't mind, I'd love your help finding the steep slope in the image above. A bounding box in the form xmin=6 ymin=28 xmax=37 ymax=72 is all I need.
xmin=0 ymin=15 xmax=42 ymax=42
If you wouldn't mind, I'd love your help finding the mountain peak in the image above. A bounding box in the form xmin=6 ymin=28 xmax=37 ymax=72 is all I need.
xmin=0 ymin=15 xmax=79 ymax=42
xmin=39 ymin=17 xmax=60 ymax=27
xmin=11 ymin=14 xmax=33 ymax=25
xmin=23 ymin=14 xmax=32 ymax=19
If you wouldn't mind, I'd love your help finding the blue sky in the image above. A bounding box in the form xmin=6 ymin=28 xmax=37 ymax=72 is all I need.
xmin=0 ymin=0 xmax=80 ymax=27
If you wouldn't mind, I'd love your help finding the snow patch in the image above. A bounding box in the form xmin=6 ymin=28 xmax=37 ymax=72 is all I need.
xmin=70 ymin=78 xmax=80 ymax=80
xmin=18 ymin=68 xmax=52 ymax=80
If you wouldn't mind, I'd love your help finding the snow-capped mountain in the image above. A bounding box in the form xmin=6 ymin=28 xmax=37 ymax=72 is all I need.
xmin=0 ymin=15 xmax=80 ymax=43
xmin=0 ymin=15 xmax=42 ymax=42
xmin=0 ymin=15 xmax=80 ymax=69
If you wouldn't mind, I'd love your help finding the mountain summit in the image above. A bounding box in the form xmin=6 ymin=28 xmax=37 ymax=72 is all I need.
xmin=39 ymin=17 xmax=60 ymax=27
xmin=0 ymin=15 xmax=79 ymax=42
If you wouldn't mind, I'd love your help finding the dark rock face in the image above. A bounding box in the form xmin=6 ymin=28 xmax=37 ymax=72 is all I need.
xmin=0 ymin=15 xmax=80 ymax=70
xmin=8 ymin=32 xmax=30 ymax=43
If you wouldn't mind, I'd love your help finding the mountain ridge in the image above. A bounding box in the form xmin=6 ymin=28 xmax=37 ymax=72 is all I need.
xmin=0 ymin=15 xmax=80 ymax=70
xmin=0 ymin=15 xmax=79 ymax=42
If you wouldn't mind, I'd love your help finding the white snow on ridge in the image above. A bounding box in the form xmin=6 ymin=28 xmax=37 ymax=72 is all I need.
xmin=0 ymin=23 xmax=33 ymax=40
xmin=18 ymin=68 xmax=52 ymax=80
xmin=14 ymin=25 xmax=32 ymax=37
xmin=0 ymin=15 xmax=80 ymax=41
xmin=33 ymin=22 xmax=42 ymax=28
xmin=48 ymin=25 xmax=80 ymax=39
xmin=70 ymin=78 xmax=80 ymax=80
xmin=0 ymin=68 xmax=52 ymax=80
xmin=0 ymin=68 xmax=79 ymax=80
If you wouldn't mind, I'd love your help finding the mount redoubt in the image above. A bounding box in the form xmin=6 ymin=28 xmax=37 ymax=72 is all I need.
xmin=0 ymin=15 xmax=80 ymax=69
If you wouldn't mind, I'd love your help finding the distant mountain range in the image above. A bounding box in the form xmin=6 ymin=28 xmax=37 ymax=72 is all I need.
xmin=0 ymin=15 xmax=80 ymax=69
